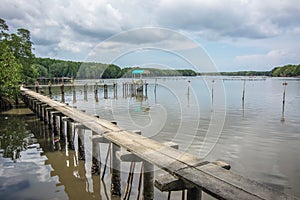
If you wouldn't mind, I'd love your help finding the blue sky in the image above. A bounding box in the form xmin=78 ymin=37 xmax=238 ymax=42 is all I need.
xmin=1 ymin=0 xmax=300 ymax=72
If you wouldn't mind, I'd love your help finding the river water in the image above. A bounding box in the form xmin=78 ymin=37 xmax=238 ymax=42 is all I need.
xmin=0 ymin=76 xmax=299 ymax=199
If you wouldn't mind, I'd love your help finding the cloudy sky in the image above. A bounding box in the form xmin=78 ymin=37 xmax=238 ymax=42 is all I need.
xmin=1 ymin=0 xmax=300 ymax=72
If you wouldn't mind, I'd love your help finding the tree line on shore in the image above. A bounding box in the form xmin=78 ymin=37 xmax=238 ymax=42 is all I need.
xmin=33 ymin=57 xmax=197 ymax=79
xmin=1 ymin=17 xmax=300 ymax=108
xmin=31 ymin=58 xmax=300 ymax=79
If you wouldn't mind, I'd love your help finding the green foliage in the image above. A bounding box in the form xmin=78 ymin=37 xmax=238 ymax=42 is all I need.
xmin=222 ymin=71 xmax=269 ymax=76
xmin=0 ymin=45 xmax=22 ymax=98
xmin=177 ymin=69 xmax=197 ymax=76
xmin=76 ymin=62 xmax=107 ymax=79
xmin=270 ymin=64 xmax=300 ymax=77
xmin=101 ymin=64 xmax=122 ymax=78
xmin=120 ymin=67 xmax=197 ymax=78
xmin=0 ymin=18 xmax=35 ymax=84
xmin=33 ymin=57 xmax=81 ymax=78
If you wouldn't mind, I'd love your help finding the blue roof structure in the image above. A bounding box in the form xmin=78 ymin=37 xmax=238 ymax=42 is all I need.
xmin=132 ymin=69 xmax=144 ymax=74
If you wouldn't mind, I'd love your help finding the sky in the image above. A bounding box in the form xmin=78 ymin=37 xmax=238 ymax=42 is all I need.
xmin=1 ymin=0 xmax=300 ymax=72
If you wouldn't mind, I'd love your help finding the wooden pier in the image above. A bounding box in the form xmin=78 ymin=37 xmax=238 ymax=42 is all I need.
xmin=25 ymin=82 xmax=148 ymax=99
xmin=20 ymin=86 xmax=298 ymax=200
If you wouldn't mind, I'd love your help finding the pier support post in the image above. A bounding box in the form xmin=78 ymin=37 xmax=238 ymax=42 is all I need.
xmin=36 ymin=101 xmax=43 ymax=118
xmin=72 ymin=85 xmax=76 ymax=103
xmin=84 ymin=84 xmax=88 ymax=101
xmin=111 ymin=142 xmax=121 ymax=196
xmin=39 ymin=103 xmax=47 ymax=120
xmin=113 ymin=83 xmax=117 ymax=98
xmin=94 ymin=82 xmax=98 ymax=94
xmin=104 ymin=84 xmax=108 ymax=99
xmin=110 ymin=121 xmax=121 ymax=196
xmin=145 ymin=83 xmax=148 ymax=97
xmin=85 ymin=129 xmax=94 ymax=193
xmin=187 ymin=187 xmax=202 ymax=200
xmin=46 ymin=108 xmax=56 ymax=129
xmin=32 ymin=99 xmax=38 ymax=113
xmin=91 ymin=115 xmax=101 ymax=175
xmin=143 ymin=161 xmax=154 ymax=200
xmin=48 ymin=83 xmax=52 ymax=96
xmin=66 ymin=118 xmax=75 ymax=150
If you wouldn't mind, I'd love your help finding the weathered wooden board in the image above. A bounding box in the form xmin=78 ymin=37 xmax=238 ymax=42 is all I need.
xmin=22 ymin=88 xmax=121 ymax=133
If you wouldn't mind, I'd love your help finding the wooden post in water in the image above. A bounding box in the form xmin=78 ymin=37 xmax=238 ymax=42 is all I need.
xmin=143 ymin=161 xmax=154 ymax=200
xmin=59 ymin=114 xmax=65 ymax=142
xmin=60 ymin=83 xmax=64 ymax=95
xmin=187 ymin=188 xmax=202 ymax=200
xmin=35 ymin=81 xmax=39 ymax=93
xmin=94 ymin=83 xmax=99 ymax=102
xmin=211 ymin=80 xmax=215 ymax=112
xmin=187 ymin=80 xmax=190 ymax=95
xmin=48 ymin=81 xmax=52 ymax=96
xmin=242 ymin=79 xmax=246 ymax=116
xmin=94 ymin=82 xmax=98 ymax=94
xmin=92 ymin=115 xmax=101 ymax=175
xmin=113 ymin=83 xmax=117 ymax=98
xmin=62 ymin=117 xmax=75 ymax=150
xmin=53 ymin=112 xmax=63 ymax=150
xmin=41 ymin=104 xmax=48 ymax=122
xmin=110 ymin=121 xmax=121 ymax=196
xmin=84 ymin=83 xmax=88 ymax=101
xmin=46 ymin=107 xmax=55 ymax=129
xmin=145 ymin=82 xmax=148 ymax=97
xmin=281 ymin=82 xmax=288 ymax=122
xmin=72 ymin=85 xmax=76 ymax=103
xmin=36 ymin=101 xmax=43 ymax=118
xmin=104 ymin=84 xmax=108 ymax=99
xmin=84 ymin=128 xmax=94 ymax=193
xmin=61 ymin=83 xmax=65 ymax=102
xmin=74 ymin=123 xmax=86 ymax=160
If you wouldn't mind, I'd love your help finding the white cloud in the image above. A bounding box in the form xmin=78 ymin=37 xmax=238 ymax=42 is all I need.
xmin=235 ymin=49 xmax=300 ymax=69
xmin=1 ymin=0 xmax=299 ymax=69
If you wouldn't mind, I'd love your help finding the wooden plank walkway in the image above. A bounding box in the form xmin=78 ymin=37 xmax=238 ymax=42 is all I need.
xmin=20 ymin=87 xmax=299 ymax=200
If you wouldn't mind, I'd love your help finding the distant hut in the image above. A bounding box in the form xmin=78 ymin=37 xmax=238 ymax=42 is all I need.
xmin=132 ymin=69 xmax=150 ymax=79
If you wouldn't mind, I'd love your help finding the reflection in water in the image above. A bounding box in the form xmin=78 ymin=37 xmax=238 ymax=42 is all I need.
xmin=0 ymin=115 xmax=28 ymax=160
xmin=0 ymin=111 xmax=67 ymax=199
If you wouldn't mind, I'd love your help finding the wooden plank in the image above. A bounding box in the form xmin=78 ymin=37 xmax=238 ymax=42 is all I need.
xmin=191 ymin=163 xmax=297 ymax=200
xmin=22 ymin=88 xmax=121 ymax=133
xmin=103 ymin=131 xmax=208 ymax=172
xmin=155 ymin=173 xmax=188 ymax=191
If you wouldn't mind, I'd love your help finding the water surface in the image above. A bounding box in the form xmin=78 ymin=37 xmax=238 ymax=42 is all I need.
xmin=1 ymin=76 xmax=299 ymax=199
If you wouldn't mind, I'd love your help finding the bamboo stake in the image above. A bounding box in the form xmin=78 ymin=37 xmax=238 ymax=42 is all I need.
xmin=281 ymin=82 xmax=288 ymax=122
xmin=136 ymin=163 xmax=144 ymax=200
xmin=101 ymin=143 xmax=111 ymax=180
xmin=123 ymin=162 xmax=136 ymax=200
